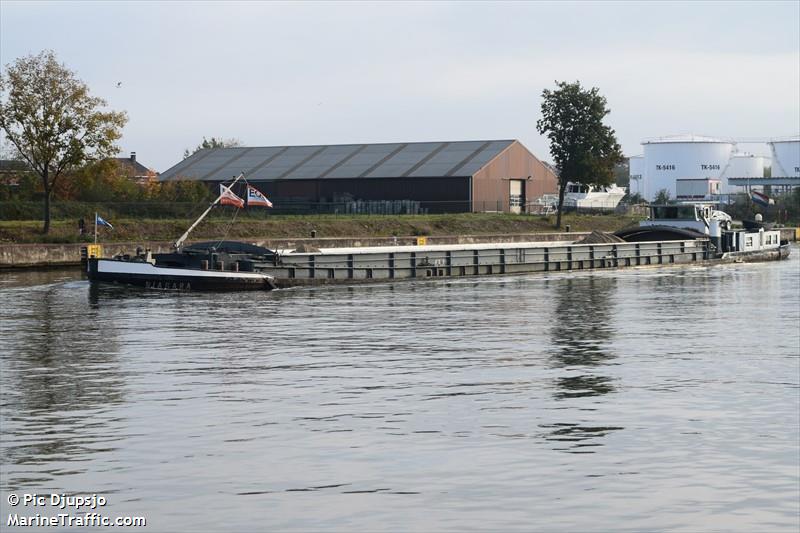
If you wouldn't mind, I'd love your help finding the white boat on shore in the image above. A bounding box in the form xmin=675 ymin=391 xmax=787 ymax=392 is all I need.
xmin=529 ymin=183 xmax=627 ymax=213
xmin=563 ymin=183 xmax=626 ymax=210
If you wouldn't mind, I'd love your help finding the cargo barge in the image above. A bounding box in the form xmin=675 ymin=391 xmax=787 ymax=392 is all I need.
xmin=85 ymin=176 xmax=790 ymax=291
xmin=88 ymin=233 xmax=788 ymax=291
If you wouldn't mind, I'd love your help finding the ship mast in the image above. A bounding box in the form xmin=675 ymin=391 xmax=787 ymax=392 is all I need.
xmin=173 ymin=173 xmax=244 ymax=250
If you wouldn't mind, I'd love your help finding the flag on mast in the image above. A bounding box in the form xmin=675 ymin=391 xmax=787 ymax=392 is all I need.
xmin=95 ymin=214 xmax=113 ymax=229
xmin=246 ymin=185 xmax=273 ymax=207
xmin=219 ymin=184 xmax=245 ymax=208
xmin=750 ymin=190 xmax=774 ymax=207
xmin=94 ymin=212 xmax=113 ymax=244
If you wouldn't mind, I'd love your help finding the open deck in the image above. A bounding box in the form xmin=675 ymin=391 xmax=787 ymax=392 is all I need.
xmin=260 ymin=238 xmax=712 ymax=288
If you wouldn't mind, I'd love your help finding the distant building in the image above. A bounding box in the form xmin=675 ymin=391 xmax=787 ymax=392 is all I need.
xmin=114 ymin=152 xmax=158 ymax=184
xmin=1 ymin=154 xmax=160 ymax=190
xmin=768 ymin=138 xmax=800 ymax=178
xmin=0 ymin=159 xmax=31 ymax=187
xmin=631 ymin=134 xmax=800 ymax=201
xmin=159 ymin=140 xmax=558 ymax=214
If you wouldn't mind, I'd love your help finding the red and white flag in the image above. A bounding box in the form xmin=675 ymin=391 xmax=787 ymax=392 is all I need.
xmin=219 ymin=184 xmax=245 ymax=208
xmin=246 ymin=185 xmax=273 ymax=208
xmin=750 ymin=190 xmax=774 ymax=207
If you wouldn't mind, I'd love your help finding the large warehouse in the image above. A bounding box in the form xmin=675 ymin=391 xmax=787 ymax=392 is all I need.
xmin=159 ymin=140 xmax=558 ymax=214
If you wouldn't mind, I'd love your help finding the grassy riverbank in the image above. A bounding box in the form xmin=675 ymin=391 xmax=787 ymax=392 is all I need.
xmin=0 ymin=213 xmax=644 ymax=244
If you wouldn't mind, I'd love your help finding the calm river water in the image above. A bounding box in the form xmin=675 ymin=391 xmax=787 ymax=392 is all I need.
xmin=1 ymin=248 xmax=798 ymax=532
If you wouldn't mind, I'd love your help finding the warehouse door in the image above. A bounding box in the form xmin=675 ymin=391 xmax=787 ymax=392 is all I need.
xmin=509 ymin=180 xmax=525 ymax=214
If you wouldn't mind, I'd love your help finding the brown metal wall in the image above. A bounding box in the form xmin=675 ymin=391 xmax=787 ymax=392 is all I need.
xmin=471 ymin=141 xmax=558 ymax=212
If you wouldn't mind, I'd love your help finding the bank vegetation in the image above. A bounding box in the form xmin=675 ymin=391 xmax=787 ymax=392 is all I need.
xmin=0 ymin=212 xmax=644 ymax=244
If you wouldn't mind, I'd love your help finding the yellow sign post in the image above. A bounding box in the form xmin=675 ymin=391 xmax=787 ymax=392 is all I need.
xmin=86 ymin=244 xmax=103 ymax=258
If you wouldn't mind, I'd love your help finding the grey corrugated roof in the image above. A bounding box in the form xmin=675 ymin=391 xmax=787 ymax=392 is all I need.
xmin=159 ymin=140 xmax=516 ymax=182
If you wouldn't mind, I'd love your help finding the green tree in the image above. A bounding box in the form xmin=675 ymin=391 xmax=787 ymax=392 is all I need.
xmin=625 ymin=192 xmax=646 ymax=205
xmin=536 ymin=80 xmax=624 ymax=228
xmin=61 ymin=159 xmax=141 ymax=202
xmin=183 ymin=136 xmax=242 ymax=159
xmin=653 ymin=188 xmax=671 ymax=204
xmin=147 ymin=180 xmax=214 ymax=203
xmin=613 ymin=159 xmax=630 ymax=188
xmin=0 ymin=50 xmax=128 ymax=233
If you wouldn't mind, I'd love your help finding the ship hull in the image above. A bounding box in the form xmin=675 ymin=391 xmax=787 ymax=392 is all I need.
xmin=88 ymin=258 xmax=276 ymax=291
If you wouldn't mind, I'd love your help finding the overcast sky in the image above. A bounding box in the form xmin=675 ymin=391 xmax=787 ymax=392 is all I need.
xmin=1 ymin=0 xmax=798 ymax=172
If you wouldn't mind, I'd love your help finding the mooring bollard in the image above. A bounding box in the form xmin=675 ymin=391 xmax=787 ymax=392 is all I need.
xmin=80 ymin=246 xmax=88 ymax=270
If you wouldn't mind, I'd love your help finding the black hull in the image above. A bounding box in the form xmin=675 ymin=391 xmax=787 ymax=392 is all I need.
xmin=88 ymin=259 xmax=276 ymax=291
xmin=742 ymin=220 xmax=774 ymax=232
xmin=716 ymin=245 xmax=791 ymax=264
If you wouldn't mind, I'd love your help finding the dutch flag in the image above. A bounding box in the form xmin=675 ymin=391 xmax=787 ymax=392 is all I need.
xmin=750 ymin=190 xmax=773 ymax=207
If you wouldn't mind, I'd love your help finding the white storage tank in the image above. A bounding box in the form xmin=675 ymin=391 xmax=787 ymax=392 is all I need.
xmin=628 ymin=155 xmax=645 ymax=197
xmin=769 ymin=137 xmax=800 ymax=177
xmin=723 ymin=152 xmax=766 ymax=181
xmin=641 ymin=135 xmax=734 ymax=201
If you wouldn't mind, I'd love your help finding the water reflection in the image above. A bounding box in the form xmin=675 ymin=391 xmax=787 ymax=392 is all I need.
xmin=552 ymin=374 xmax=615 ymax=400
xmin=538 ymin=422 xmax=625 ymax=453
xmin=548 ymin=276 xmax=617 ymax=368
xmin=0 ymin=282 xmax=127 ymax=490
xmin=543 ymin=275 xmax=622 ymax=452
xmin=0 ymin=268 xmax=79 ymax=289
